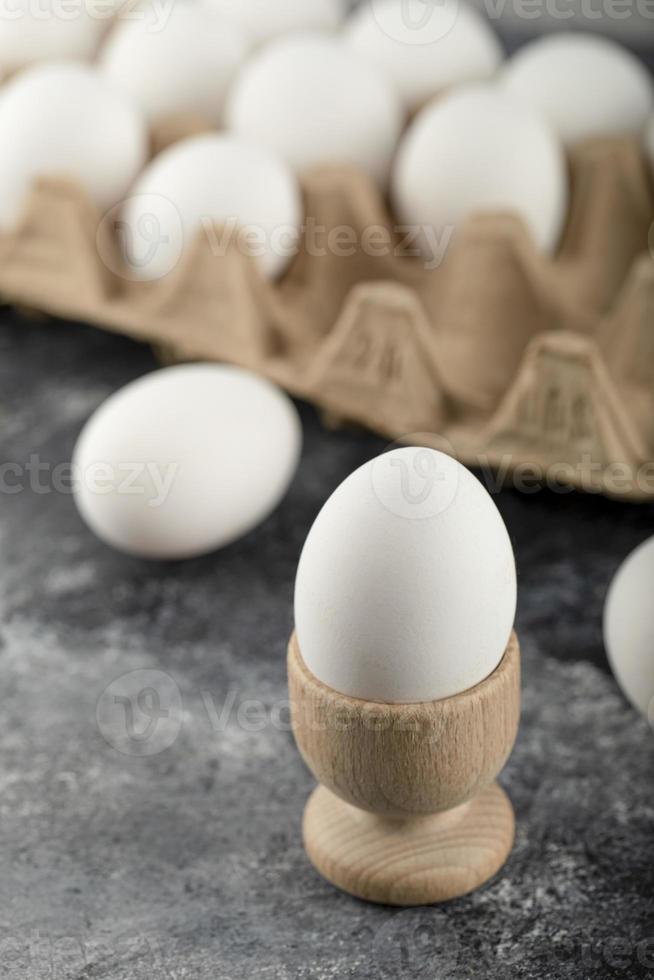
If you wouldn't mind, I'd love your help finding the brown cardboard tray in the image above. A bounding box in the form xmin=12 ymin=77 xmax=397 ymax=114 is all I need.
xmin=0 ymin=125 xmax=652 ymax=500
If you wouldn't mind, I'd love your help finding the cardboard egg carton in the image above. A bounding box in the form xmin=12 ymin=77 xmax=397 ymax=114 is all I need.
xmin=0 ymin=129 xmax=652 ymax=500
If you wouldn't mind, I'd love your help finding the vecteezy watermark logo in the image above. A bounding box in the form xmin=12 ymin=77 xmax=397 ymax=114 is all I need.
xmin=369 ymin=0 xmax=460 ymax=44
xmin=97 ymin=197 xmax=455 ymax=282
xmin=373 ymin=910 xmax=460 ymax=978
xmin=0 ymin=0 xmax=175 ymax=32
xmin=0 ymin=454 xmax=179 ymax=507
xmin=370 ymin=436 xmax=459 ymax=521
xmin=96 ymin=194 xmax=184 ymax=282
xmin=96 ymin=669 xmax=183 ymax=757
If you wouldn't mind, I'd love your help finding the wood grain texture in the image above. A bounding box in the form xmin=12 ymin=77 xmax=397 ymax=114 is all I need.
xmin=288 ymin=632 xmax=521 ymax=818
xmin=303 ymin=781 xmax=515 ymax=907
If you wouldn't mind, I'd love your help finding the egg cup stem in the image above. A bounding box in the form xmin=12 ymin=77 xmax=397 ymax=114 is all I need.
xmin=288 ymin=632 xmax=521 ymax=906
xmin=303 ymin=781 xmax=515 ymax=907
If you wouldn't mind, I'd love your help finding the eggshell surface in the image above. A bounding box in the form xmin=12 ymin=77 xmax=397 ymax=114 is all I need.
xmin=208 ymin=0 xmax=344 ymax=44
xmin=73 ymin=365 xmax=302 ymax=560
xmin=100 ymin=5 xmax=248 ymax=125
xmin=294 ymin=447 xmax=517 ymax=704
xmin=225 ymin=34 xmax=404 ymax=185
xmin=501 ymin=33 xmax=654 ymax=144
xmin=121 ymin=134 xmax=302 ymax=281
xmin=0 ymin=62 xmax=147 ymax=232
xmin=345 ymin=0 xmax=503 ymax=111
xmin=604 ymin=536 xmax=654 ymax=721
xmin=392 ymin=86 xmax=568 ymax=257
xmin=0 ymin=1 xmax=103 ymax=73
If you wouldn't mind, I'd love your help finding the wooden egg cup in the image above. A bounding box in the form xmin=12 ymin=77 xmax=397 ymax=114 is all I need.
xmin=288 ymin=632 xmax=521 ymax=907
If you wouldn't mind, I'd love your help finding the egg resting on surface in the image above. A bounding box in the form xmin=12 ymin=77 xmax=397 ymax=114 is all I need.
xmin=0 ymin=61 xmax=147 ymax=232
xmin=73 ymin=364 xmax=302 ymax=560
xmin=345 ymin=0 xmax=503 ymax=111
xmin=294 ymin=447 xmax=517 ymax=704
xmin=224 ymin=33 xmax=404 ymax=186
xmin=604 ymin=536 xmax=654 ymax=721
xmin=207 ymin=0 xmax=344 ymax=44
xmin=100 ymin=4 xmax=248 ymax=126
xmin=500 ymin=32 xmax=654 ymax=144
xmin=392 ymin=85 xmax=568 ymax=258
xmin=120 ymin=133 xmax=302 ymax=281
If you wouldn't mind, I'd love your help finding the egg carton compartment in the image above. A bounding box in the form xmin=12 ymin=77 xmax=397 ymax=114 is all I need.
xmin=0 ymin=126 xmax=652 ymax=500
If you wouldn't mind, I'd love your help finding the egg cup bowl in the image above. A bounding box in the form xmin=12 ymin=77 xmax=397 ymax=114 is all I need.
xmin=287 ymin=630 xmax=521 ymax=907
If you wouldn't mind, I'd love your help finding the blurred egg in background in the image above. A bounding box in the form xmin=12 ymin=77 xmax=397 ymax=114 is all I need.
xmin=0 ymin=0 xmax=104 ymax=73
xmin=501 ymin=32 xmax=654 ymax=143
xmin=120 ymin=133 xmax=302 ymax=281
xmin=392 ymin=85 xmax=568 ymax=256
xmin=100 ymin=3 xmax=248 ymax=126
xmin=345 ymin=0 xmax=504 ymax=111
xmin=224 ymin=33 xmax=404 ymax=185
xmin=73 ymin=364 xmax=302 ymax=560
xmin=0 ymin=61 xmax=147 ymax=232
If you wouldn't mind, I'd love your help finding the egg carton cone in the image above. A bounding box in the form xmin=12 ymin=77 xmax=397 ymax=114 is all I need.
xmin=0 ymin=125 xmax=652 ymax=501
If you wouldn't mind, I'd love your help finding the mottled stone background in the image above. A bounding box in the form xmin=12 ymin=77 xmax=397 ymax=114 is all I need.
xmin=1 ymin=310 xmax=653 ymax=980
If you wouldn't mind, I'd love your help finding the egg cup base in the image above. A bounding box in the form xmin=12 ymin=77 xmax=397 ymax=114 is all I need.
xmin=302 ymin=780 xmax=515 ymax=907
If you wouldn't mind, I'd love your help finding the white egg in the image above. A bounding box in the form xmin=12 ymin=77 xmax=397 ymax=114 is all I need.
xmin=0 ymin=62 xmax=147 ymax=232
xmin=501 ymin=33 xmax=654 ymax=145
xmin=73 ymin=364 xmax=302 ymax=560
xmin=225 ymin=34 xmax=404 ymax=185
xmin=0 ymin=0 xmax=103 ymax=73
xmin=207 ymin=0 xmax=344 ymax=44
xmin=100 ymin=5 xmax=247 ymax=126
xmin=345 ymin=0 xmax=503 ymax=112
xmin=392 ymin=86 xmax=568 ymax=258
xmin=294 ymin=447 xmax=517 ymax=703
xmin=121 ymin=133 xmax=302 ymax=281
xmin=604 ymin=537 xmax=654 ymax=722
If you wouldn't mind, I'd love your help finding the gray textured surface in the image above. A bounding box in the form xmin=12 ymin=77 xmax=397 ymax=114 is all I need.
xmin=1 ymin=313 xmax=653 ymax=980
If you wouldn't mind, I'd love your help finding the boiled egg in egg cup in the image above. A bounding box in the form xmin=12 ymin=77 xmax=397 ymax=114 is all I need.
xmin=288 ymin=447 xmax=521 ymax=906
